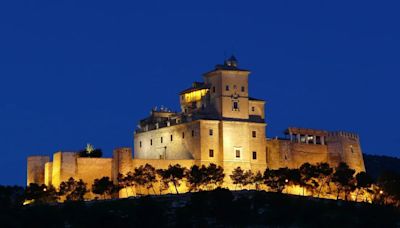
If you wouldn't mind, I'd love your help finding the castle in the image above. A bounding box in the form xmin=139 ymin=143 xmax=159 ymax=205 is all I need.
xmin=27 ymin=56 xmax=365 ymax=197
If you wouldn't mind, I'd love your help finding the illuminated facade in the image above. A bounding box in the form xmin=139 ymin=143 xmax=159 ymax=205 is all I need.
xmin=27 ymin=56 xmax=366 ymax=197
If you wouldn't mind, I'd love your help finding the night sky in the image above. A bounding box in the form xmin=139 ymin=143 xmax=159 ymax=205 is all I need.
xmin=1 ymin=0 xmax=399 ymax=186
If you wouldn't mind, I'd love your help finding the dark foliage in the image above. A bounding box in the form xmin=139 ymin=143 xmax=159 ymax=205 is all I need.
xmin=78 ymin=148 xmax=103 ymax=158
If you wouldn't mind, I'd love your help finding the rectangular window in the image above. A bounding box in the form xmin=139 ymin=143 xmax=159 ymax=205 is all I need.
xmin=192 ymin=130 xmax=195 ymax=137
xmin=252 ymin=151 xmax=257 ymax=160
xmin=252 ymin=131 xmax=256 ymax=138
xmin=233 ymin=101 xmax=239 ymax=110
xmin=235 ymin=149 xmax=241 ymax=158
xmin=209 ymin=129 xmax=213 ymax=136
xmin=300 ymin=135 xmax=306 ymax=143
xmin=209 ymin=149 xmax=214 ymax=158
xmin=182 ymin=132 xmax=185 ymax=138
xmin=139 ymin=141 xmax=142 ymax=148
xmin=316 ymin=136 xmax=321 ymax=145
xmin=226 ymin=85 xmax=229 ymax=91
xmin=161 ymin=137 xmax=163 ymax=143
xmin=241 ymin=86 xmax=245 ymax=92
xmin=251 ymin=106 xmax=255 ymax=112
xmin=150 ymin=139 xmax=152 ymax=146
xmin=170 ymin=135 xmax=173 ymax=141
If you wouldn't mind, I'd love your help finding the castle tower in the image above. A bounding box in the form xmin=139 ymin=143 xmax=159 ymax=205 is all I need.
xmin=203 ymin=55 xmax=251 ymax=120
xmin=326 ymin=131 xmax=366 ymax=173
xmin=112 ymin=147 xmax=133 ymax=183
xmin=27 ymin=155 xmax=50 ymax=186
xmin=51 ymin=152 xmax=77 ymax=188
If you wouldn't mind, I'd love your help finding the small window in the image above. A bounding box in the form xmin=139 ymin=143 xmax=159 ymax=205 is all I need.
xmin=139 ymin=141 xmax=142 ymax=148
xmin=252 ymin=151 xmax=257 ymax=160
xmin=192 ymin=130 xmax=195 ymax=137
xmin=161 ymin=137 xmax=163 ymax=143
xmin=170 ymin=135 xmax=173 ymax=141
xmin=150 ymin=139 xmax=153 ymax=146
xmin=235 ymin=149 xmax=241 ymax=158
xmin=209 ymin=149 xmax=214 ymax=158
xmin=251 ymin=106 xmax=255 ymax=112
xmin=212 ymin=86 xmax=215 ymax=93
xmin=182 ymin=132 xmax=185 ymax=138
xmin=252 ymin=131 xmax=256 ymax=138
xmin=226 ymin=85 xmax=229 ymax=91
xmin=350 ymin=145 xmax=354 ymax=153
xmin=241 ymin=86 xmax=245 ymax=92
xmin=181 ymin=95 xmax=184 ymax=100
xmin=233 ymin=101 xmax=239 ymax=110
xmin=209 ymin=129 xmax=213 ymax=136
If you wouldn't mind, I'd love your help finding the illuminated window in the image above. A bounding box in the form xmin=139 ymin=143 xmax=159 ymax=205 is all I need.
xmin=182 ymin=132 xmax=185 ymax=138
xmin=350 ymin=145 xmax=354 ymax=153
xmin=226 ymin=85 xmax=229 ymax=91
xmin=161 ymin=137 xmax=163 ymax=143
xmin=252 ymin=131 xmax=256 ymax=138
xmin=140 ymin=141 xmax=142 ymax=148
xmin=209 ymin=149 xmax=214 ymax=158
xmin=170 ymin=135 xmax=173 ymax=141
xmin=209 ymin=129 xmax=213 ymax=136
xmin=235 ymin=150 xmax=241 ymax=158
xmin=300 ymin=135 xmax=306 ymax=143
xmin=150 ymin=139 xmax=152 ymax=146
xmin=252 ymin=151 xmax=257 ymax=160
xmin=241 ymin=86 xmax=245 ymax=92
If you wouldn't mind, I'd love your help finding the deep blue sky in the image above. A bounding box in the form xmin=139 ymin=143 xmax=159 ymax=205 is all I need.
xmin=1 ymin=0 xmax=399 ymax=185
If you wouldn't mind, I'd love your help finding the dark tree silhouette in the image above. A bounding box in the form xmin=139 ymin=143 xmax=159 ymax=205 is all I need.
xmin=242 ymin=170 xmax=254 ymax=188
xmin=230 ymin=167 xmax=246 ymax=190
xmin=332 ymin=163 xmax=356 ymax=200
xmin=315 ymin=162 xmax=333 ymax=197
xmin=263 ymin=168 xmax=291 ymax=193
xmin=59 ymin=177 xmax=88 ymax=201
xmin=157 ymin=164 xmax=186 ymax=194
xmin=186 ymin=165 xmax=205 ymax=192
xmin=25 ymin=183 xmax=58 ymax=204
xmin=204 ymin=163 xmax=225 ymax=190
xmin=299 ymin=163 xmax=318 ymax=196
xmin=143 ymin=164 xmax=158 ymax=194
xmin=253 ymin=171 xmax=264 ymax=190
xmin=376 ymin=171 xmax=400 ymax=206
xmin=354 ymin=171 xmax=373 ymax=202
xmin=0 ymin=185 xmax=24 ymax=208
xmin=92 ymin=176 xmax=118 ymax=199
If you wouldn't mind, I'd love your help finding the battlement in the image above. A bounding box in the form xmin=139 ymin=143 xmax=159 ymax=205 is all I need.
xmin=328 ymin=131 xmax=359 ymax=140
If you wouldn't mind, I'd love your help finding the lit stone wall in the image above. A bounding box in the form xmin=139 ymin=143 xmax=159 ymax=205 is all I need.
xmin=112 ymin=147 xmax=133 ymax=183
xmin=27 ymin=155 xmax=50 ymax=186
xmin=76 ymin=157 xmax=112 ymax=198
xmin=51 ymin=152 xmax=77 ymax=189
xmin=199 ymin=120 xmax=222 ymax=166
xmin=326 ymin=132 xmax=366 ymax=173
xmin=204 ymin=70 xmax=250 ymax=119
xmin=134 ymin=121 xmax=201 ymax=160
xmin=266 ymin=139 xmax=283 ymax=169
xmin=249 ymin=100 xmax=265 ymax=119
xmin=44 ymin=162 xmax=53 ymax=186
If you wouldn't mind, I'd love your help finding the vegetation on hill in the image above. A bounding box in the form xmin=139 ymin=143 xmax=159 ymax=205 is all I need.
xmin=364 ymin=153 xmax=400 ymax=180
xmin=1 ymin=189 xmax=399 ymax=227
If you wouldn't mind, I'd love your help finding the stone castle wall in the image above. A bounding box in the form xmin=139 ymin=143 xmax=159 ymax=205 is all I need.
xmin=27 ymin=156 xmax=50 ymax=186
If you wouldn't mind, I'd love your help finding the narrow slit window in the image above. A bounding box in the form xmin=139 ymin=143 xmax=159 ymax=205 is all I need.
xmin=209 ymin=149 xmax=214 ymax=158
